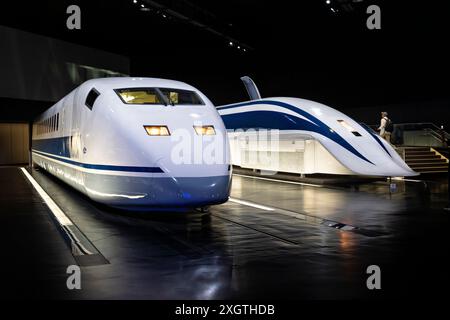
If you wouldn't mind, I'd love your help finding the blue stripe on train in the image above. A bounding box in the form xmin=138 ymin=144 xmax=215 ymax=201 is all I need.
xmin=219 ymin=100 xmax=374 ymax=164
xmin=32 ymin=136 xmax=71 ymax=158
xmin=359 ymin=123 xmax=392 ymax=158
xmin=32 ymin=139 xmax=164 ymax=173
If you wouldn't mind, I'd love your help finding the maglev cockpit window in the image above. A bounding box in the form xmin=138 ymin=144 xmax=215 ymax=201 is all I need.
xmin=114 ymin=88 xmax=204 ymax=105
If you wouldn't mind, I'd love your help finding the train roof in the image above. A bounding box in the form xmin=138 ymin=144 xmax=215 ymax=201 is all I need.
xmin=80 ymin=77 xmax=198 ymax=92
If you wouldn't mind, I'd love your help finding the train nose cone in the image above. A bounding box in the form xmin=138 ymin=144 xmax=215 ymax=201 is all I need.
xmin=166 ymin=175 xmax=231 ymax=207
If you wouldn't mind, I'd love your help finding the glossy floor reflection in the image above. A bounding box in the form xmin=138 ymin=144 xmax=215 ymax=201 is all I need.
xmin=1 ymin=167 xmax=449 ymax=299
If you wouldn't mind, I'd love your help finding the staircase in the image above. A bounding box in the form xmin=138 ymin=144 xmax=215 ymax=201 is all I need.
xmin=403 ymin=147 xmax=449 ymax=173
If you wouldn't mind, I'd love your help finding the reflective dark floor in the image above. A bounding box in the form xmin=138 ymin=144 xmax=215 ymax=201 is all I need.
xmin=0 ymin=167 xmax=449 ymax=299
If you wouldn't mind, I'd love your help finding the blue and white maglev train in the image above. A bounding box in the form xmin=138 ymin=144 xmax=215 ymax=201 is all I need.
xmin=217 ymin=77 xmax=417 ymax=177
xmin=32 ymin=77 xmax=232 ymax=210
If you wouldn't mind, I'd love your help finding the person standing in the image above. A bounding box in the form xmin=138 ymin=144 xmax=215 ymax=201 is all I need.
xmin=378 ymin=111 xmax=392 ymax=143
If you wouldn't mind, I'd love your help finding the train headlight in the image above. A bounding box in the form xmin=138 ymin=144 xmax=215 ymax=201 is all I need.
xmin=194 ymin=125 xmax=216 ymax=135
xmin=144 ymin=125 xmax=170 ymax=136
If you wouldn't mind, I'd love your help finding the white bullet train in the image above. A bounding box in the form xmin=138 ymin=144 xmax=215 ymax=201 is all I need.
xmin=217 ymin=77 xmax=417 ymax=177
xmin=32 ymin=77 xmax=232 ymax=210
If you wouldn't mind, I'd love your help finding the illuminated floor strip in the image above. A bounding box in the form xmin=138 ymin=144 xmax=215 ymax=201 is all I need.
xmin=20 ymin=167 xmax=102 ymax=258
xmin=228 ymin=196 xmax=386 ymax=237
xmin=229 ymin=197 xmax=275 ymax=211
xmin=233 ymin=173 xmax=324 ymax=188
xmin=391 ymin=177 xmax=426 ymax=183
xmin=20 ymin=167 xmax=73 ymax=226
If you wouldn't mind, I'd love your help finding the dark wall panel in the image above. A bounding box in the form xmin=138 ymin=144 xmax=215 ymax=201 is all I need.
xmin=0 ymin=25 xmax=129 ymax=103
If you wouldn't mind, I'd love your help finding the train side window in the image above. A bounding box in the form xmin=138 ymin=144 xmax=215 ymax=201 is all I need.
xmin=56 ymin=113 xmax=59 ymax=131
xmin=85 ymin=88 xmax=100 ymax=110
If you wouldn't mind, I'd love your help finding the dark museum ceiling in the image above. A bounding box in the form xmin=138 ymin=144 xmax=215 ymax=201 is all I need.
xmin=1 ymin=0 xmax=449 ymax=107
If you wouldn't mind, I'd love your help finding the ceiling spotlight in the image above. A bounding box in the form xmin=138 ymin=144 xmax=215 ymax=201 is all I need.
xmin=133 ymin=0 xmax=137 ymax=3
xmin=141 ymin=4 xmax=144 ymax=8
xmin=326 ymin=0 xmax=331 ymax=4
xmin=237 ymin=45 xmax=240 ymax=49
xmin=162 ymin=14 xmax=167 ymax=18
xmin=243 ymin=48 xmax=246 ymax=52
xmin=229 ymin=41 xmax=233 ymax=46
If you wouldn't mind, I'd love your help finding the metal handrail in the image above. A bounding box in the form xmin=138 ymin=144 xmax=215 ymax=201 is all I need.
xmin=367 ymin=122 xmax=450 ymax=137
xmin=364 ymin=122 xmax=449 ymax=147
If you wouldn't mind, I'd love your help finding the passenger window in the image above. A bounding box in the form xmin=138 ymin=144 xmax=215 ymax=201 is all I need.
xmin=85 ymin=88 xmax=100 ymax=110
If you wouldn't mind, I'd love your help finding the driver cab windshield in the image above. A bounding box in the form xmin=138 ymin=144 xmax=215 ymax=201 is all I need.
xmin=115 ymin=87 xmax=204 ymax=105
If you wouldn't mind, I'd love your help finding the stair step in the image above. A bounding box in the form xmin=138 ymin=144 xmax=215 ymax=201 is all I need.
xmin=412 ymin=166 xmax=448 ymax=171
xmin=415 ymin=169 xmax=448 ymax=173
xmin=405 ymin=151 xmax=434 ymax=155
xmin=406 ymin=159 xmax=447 ymax=165
xmin=409 ymin=164 xmax=449 ymax=169
xmin=405 ymin=154 xmax=440 ymax=157
xmin=407 ymin=159 xmax=448 ymax=164
xmin=405 ymin=156 xmax=442 ymax=161
xmin=400 ymin=146 xmax=448 ymax=174
xmin=404 ymin=148 xmax=431 ymax=152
